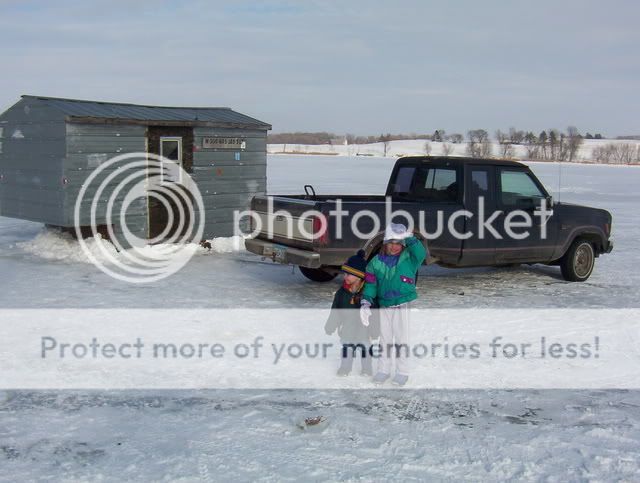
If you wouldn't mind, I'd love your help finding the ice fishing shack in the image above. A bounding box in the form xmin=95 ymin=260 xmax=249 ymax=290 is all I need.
xmin=0 ymin=95 xmax=271 ymax=242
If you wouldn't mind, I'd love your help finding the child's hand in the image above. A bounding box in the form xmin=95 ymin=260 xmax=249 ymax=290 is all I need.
xmin=360 ymin=305 xmax=371 ymax=327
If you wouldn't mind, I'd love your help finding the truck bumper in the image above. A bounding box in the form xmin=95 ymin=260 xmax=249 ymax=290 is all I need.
xmin=245 ymin=238 xmax=322 ymax=268
xmin=605 ymin=239 xmax=614 ymax=254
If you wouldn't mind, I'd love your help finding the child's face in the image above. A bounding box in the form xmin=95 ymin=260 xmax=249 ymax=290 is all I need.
xmin=385 ymin=242 xmax=404 ymax=255
xmin=343 ymin=273 xmax=361 ymax=285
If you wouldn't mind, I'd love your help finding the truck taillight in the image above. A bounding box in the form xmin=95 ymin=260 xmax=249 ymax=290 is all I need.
xmin=604 ymin=223 xmax=611 ymax=236
xmin=313 ymin=214 xmax=329 ymax=245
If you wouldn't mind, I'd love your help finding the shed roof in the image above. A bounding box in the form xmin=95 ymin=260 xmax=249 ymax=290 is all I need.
xmin=21 ymin=95 xmax=271 ymax=130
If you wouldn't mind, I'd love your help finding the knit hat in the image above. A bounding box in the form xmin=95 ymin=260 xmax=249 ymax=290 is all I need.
xmin=342 ymin=249 xmax=367 ymax=279
xmin=383 ymin=223 xmax=410 ymax=245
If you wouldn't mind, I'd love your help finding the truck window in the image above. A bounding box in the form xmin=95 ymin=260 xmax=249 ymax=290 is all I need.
xmin=390 ymin=166 xmax=416 ymax=195
xmin=499 ymin=169 xmax=545 ymax=206
xmin=469 ymin=168 xmax=490 ymax=203
xmin=413 ymin=167 xmax=458 ymax=202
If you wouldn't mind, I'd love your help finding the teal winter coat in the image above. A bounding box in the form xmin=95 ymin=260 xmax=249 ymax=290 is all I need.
xmin=362 ymin=236 xmax=427 ymax=307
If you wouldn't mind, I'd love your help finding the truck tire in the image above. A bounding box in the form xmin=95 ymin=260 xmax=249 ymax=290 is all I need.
xmin=560 ymin=239 xmax=595 ymax=282
xmin=299 ymin=266 xmax=337 ymax=282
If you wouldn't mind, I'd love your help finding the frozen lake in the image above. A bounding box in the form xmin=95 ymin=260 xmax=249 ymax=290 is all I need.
xmin=1 ymin=155 xmax=639 ymax=480
xmin=1 ymin=155 xmax=638 ymax=309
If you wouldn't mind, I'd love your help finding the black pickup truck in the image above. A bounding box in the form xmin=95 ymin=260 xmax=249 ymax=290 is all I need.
xmin=245 ymin=157 xmax=613 ymax=282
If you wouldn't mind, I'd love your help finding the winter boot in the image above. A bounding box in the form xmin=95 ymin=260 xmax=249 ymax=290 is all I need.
xmin=391 ymin=374 xmax=408 ymax=386
xmin=372 ymin=372 xmax=390 ymax=384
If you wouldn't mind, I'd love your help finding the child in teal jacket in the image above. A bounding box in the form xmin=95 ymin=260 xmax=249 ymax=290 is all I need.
xmin=360 ymin=223 xmax=427 ymax=386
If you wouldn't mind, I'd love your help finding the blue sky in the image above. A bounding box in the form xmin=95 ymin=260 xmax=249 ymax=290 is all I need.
xmin=0 ymin=0 xmax=637 ymax=136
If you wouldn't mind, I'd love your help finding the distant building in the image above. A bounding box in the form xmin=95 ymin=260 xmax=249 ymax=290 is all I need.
xmin=330 ymin=136 xmax=348 ymax=146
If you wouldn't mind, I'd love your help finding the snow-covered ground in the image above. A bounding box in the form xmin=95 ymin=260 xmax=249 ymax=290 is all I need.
xmin=1 ymin=155 xmax=639 ymax=480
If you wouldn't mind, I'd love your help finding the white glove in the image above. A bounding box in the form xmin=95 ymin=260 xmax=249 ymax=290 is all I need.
xmin=360 ymin=303 xmax=371 ymax=327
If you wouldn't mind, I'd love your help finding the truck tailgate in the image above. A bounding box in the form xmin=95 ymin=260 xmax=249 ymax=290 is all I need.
xmin=251 ymin=195 xmax=321 ymax=249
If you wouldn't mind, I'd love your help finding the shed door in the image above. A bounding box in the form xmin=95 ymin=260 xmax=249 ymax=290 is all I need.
xmin=146 ymin=126 xmax=194 ymax=240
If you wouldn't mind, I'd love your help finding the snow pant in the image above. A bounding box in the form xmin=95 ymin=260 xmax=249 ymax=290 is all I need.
xmin=339 ymin=342 xmax=373 ymax=374
xmin=377 ymin=303 xmax=411 ymax=376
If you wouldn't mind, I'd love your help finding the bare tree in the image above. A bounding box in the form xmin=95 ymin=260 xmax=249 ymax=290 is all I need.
xmin=591 ymin=142 xmax=638 ymax=164
xmin=379 ymin=133 xmax=392 ymax=156
xmin=424 ymin=141 xmax=432 ymax=156
xmin=467 ymin=129 xmax=490 ymax=157
xmin=523 ymin=132 xmax=539 ymax=160
xmin=566 ymin=126 xmax=583 ymax=162
xmin=538 ymin=131 xmax=548 ymax=160
xmin=509 ymin=127 xmax=525 ymax=144
xmin=496 ymin=130 xmax=513 ymax=159
xmin=480 ymin=139 xmax=493 ymax=157
xmin=442 ymin=142 xmax=453 ymax=156
xmin=449 ymin=133 xmax=463 ymax=144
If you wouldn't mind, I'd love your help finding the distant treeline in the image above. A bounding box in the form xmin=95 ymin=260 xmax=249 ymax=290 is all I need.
xmin=267 ymin=132 xmax=433 ymax=145
xmin=267 ymin=129 xmax=612 ymax=146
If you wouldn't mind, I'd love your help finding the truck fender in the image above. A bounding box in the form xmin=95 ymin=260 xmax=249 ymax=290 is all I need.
xmin=362 ymin=231 xmax=385 ymax=261
xmin=555 ymin=226 xmax=607 ymax=260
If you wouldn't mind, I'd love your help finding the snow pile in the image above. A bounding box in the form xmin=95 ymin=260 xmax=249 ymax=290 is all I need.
xmin=202 ymin=235 xmax=246 ymax=254
xmin=16 ymin=228 xmax=119 ymax=264
xmin=17 ymin=228 xmax=246 ymax=264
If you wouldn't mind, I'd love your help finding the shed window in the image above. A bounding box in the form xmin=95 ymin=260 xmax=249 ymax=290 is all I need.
xmin=160 ymin=137 xmax=183 ymax=182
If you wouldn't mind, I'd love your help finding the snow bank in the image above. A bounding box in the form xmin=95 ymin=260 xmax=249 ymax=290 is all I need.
xmin=17 ymin=229 xmax=119 ymax=264
xmin=17 ymin=228 xmax=246 ymax=264
xmin=201 ymin=235 xmax=246 ymax=254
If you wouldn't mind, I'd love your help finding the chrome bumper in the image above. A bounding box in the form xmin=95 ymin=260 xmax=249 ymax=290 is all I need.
xmin=245 ymin=238 xmax=322 ymax=268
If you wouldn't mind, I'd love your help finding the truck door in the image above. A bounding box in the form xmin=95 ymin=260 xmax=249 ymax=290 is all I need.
xmin=458 ymin=165 xmax=497 ymax=266
xmin=407 ymin=163 xmax=464 ymax=265
xmin=494 ymin=167 xmax=558 ymax=263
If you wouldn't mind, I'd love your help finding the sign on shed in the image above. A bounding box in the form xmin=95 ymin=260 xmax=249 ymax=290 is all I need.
xmin=202 ymin=137 xmax=246 ymax=149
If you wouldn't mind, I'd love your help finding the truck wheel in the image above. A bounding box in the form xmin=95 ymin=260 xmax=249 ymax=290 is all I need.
xmin=299 ymin=266 xmax=337 ymax=282
xmin=560 ymin=239 xmax=595 ymax=282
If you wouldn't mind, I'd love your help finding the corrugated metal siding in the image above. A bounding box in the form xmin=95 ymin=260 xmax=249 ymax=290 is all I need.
xmin=0 ymin=98 xmax=66 ymax=224
xmin=192 ymin=127 xmax=267 ymax=237
xmin=63 ymin=123 xmax=148 ymax=241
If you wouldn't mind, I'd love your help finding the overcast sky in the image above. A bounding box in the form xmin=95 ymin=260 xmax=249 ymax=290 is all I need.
xmin=0 ymin=0 xmax=637 ymax=136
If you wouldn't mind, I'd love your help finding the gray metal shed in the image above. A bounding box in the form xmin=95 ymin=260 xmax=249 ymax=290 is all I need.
xmin=0 ymin=95 xmax=271 ymax=243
